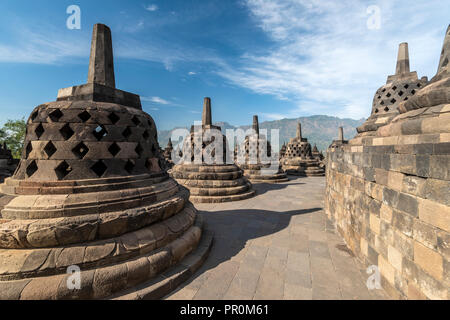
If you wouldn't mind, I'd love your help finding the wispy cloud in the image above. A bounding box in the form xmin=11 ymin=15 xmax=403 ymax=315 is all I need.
xmin=0 ymin=26 xmax=87 ymax=64
xmin=142 ymin=96 xmax=170 ymax=104
xmin=217 ymin=0 xmax=447 ymax=119
xmin=141 ymin=96 xmax=185 ymax=108
xmin=145 ymin=4 xmax=158 ymax=12
xmin=188 ymin=71 xmax=197 ymax=75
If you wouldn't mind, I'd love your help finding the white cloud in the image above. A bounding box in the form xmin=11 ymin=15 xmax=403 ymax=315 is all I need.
xmin=141 ymin=96 xmax=186 ymax=108
xmin=142 ymin=96 xmax=170 ymax=104
xmin=145 ymin=4 xmax=158 ymax=12
xmin=0 ymin=27 xmax=87 ymax=64
xmin=188 ymin=71 xmax=197 ymax=75
xmin=217 ymin=0 xmax=448 ymax=120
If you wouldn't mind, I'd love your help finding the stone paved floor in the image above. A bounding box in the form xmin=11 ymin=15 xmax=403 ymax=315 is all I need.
xmin=165 ymin=176 xmax=389 ymax=300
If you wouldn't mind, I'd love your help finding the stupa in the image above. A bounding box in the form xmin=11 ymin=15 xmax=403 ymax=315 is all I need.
xmin=0 ymin=24 xmax=212 ymax=300
xmin=312 ymin=144 xmax=324 ymax=161
xmin=237 ymin=115 xmax=288 ymax=183
xmin=281 ymin=122 xmax=325 ymax=176
xmin=357 ymin=43 xmax=428 ymax=136
xmin=170 ymin=98 xmax=255 ymax=203
xmin=328 ymin=127 xmax=348 ymax=151
xmin=164 ymin=138 xmax=173 ymax=159
xmin=0 ymin=143 xmax=16 ymax=183
xmin=161 ymin=138 xmax=174 ymax=169
xmin=279 ymin=143 xmax=286 ymax=159
xmin=325 ymin=26 xmax=450 ymax=299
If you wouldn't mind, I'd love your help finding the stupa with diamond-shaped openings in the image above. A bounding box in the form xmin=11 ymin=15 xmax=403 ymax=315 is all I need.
xmin=0 ymin=23 xmax=212 ymax=300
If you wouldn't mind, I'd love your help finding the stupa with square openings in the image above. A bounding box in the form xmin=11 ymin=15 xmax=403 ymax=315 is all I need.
xmin=357 ymin=43 xmax=428 ymax=136
xmin=236 ymin=115 xmax=288 ymax=183
xmin=281 ymin=122 xmax=325 ymax=176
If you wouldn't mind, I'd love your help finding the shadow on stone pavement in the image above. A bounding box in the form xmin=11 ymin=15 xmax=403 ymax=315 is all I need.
xmin=172 ymin=207 xmax=322 ymax=291
xmin=251 ymin=181 xmax=305 ymax=196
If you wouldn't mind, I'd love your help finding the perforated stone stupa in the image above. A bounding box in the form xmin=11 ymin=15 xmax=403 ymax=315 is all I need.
xmin=279 ymin=143 xmax=286 ymax=159
xmin=328 ymin=127 xmax=348 ymax=151
xmin=281 ymin=122 xmax=325 ymax=176
xmin=161 ymin=138 xmax=174 ymax=170
xmin=237 ymin=115 xmax=288 ymax=183
xmin=170 ymin=98 xmax=255 ymax=203
xmin=0 ymin=24 xmax=212 ymax=300
xmin=0 ymin=143 xmax=16 ymax=183
xmin=325 ymin=26 xmax=450 ymax=300
xmin=357 ymin=43 xmax=428 ymax=136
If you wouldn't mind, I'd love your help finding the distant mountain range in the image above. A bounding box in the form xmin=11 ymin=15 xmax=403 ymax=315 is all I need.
xmin=157 ymin=115 xmax=365 ymax=152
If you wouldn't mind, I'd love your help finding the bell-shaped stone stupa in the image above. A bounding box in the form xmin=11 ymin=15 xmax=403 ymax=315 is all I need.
xmin=237 ymin=115 xmax=288 ymax=183
xmin=0 ymin=143 xmax=17 ymax=183
xmin=279 ymin=143 xmax=286 ymax=160
xmin=0 ymin=24 xmax=212 ymax=300
xmin=357 ymin=42 xmax=428 ymax=136
xmin=281 ymin=122 xmax=325 ymax=176
xmin=170 ymin=98 xmax=255 ymax=203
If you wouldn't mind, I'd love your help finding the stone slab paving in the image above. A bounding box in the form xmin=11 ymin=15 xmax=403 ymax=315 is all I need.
xmin=165 ymin=176 xmax=390 ymax=300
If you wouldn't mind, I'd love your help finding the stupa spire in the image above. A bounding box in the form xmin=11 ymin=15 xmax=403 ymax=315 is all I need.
xmin=338 ymin=127 xmax=344 ymax=141
xmin=395 ymin=42 xmax=410 ymax=75
xmin=432 ymin=24 xmax=450 ymax=82
xmin=88 ymin=24 xmax=116 ymax=88
xmin=202 ymin=97 xmax=212 ymax=126
xmin=296 ymin=122 xmax=302 ymax=140
xmin=252 ymin=115 xmax=259 ymax=136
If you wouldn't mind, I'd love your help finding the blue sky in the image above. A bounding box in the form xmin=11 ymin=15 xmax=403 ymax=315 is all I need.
xmin=0 ymin=0 xmax=449 ymax=130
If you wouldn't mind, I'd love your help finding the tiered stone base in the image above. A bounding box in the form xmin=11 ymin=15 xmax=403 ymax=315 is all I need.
xmin=240 ymin=164 xmax=288 ymax=183
xmin=282 ymin=158 xmax=325 ymax=176
xmin=111 ymin=227 xmax=213 ymax=300
xmin=170 ymin=164 xmax=255 ymax=203
xmin=0 ymin=172 xmax=211 ymax=300
xmin=325 ymin=103 xmax=450 ymax=300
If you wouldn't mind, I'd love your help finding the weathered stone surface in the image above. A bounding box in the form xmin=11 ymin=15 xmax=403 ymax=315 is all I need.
xmin=0 ymin=23 xmax=210 ymax=300
xmin=280 ymin=122 xmax=325 ymax=176
xmin=357 ymin=43 xmax=428 ymax=136
xmin=325 ymin=28 xmax=450 ymax=300
xmin=170 ymin=99 xmax=255 ymax=203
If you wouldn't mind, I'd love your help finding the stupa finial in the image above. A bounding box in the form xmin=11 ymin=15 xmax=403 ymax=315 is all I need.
xmin=338 ymin=127 xmax=344 ymax=141
xmin=88 ymin=23 xmax=116 ymax=88
xmin=202 ymin=97 xmax=212 ymax=126
xmin=432 ymin=24 xmax=450 ymax=82
xmin=252 ymin=115 xmax=259 ymax=136
xmin=296 ymin=122 xmax=302 ymax=140
xmin=395 ymin=42 xmax=410 ymax=75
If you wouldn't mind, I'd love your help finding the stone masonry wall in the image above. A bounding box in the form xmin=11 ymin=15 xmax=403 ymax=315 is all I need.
xmin=325 ymin=105 xmax=449 ymax=299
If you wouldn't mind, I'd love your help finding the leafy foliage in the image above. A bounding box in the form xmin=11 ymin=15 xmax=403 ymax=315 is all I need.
xmin=0 ymin=118 xmax=27 ymax=159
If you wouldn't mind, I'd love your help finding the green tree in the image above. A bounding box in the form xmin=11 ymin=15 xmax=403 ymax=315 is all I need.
xmin=0 ymin=118 xmax=27 ymax=159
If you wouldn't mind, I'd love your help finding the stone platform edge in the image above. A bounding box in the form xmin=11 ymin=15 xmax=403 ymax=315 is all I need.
xmin=109 ymin=225 xmax=213 ymax=300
